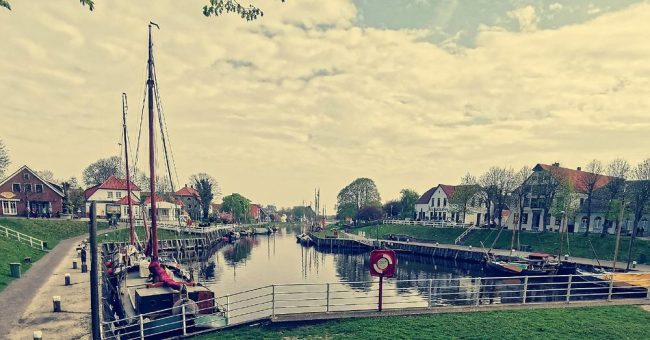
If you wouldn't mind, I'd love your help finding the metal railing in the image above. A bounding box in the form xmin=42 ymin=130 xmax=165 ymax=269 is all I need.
xmin=454 ymin=226 xmax=477 ymax=245
xmin=0 ymin=224 xmax=45 ymax=250
xmin=383 ymin=219 xmax=470 ymax=228
xmin=101 ymin=273 xmax=650 ymax=339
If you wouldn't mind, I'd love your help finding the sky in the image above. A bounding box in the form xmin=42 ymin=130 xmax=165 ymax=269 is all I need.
xmin=1 ymin=0 xmax=649 ymax=210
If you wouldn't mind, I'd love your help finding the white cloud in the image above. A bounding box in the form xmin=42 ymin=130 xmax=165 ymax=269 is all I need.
xmin=507 ymin=5 xmax=539 ymax=32
xmin=1 ymin=1 xmax=649 ymax=208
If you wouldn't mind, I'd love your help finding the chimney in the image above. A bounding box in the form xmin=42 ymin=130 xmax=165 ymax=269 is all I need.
xmin=552 ymin=162 xmax=560 ymax=167
xmin=576 ymin=167 xmax=581 ymax=171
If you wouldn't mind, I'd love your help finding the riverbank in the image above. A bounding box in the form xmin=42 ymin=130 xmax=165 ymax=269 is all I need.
xmin=0 ymin=218 xmax=107 ymax=292
xmin=192 ymin=305 xmax=650 ymax=339
xmin=353 ymin=224 xmax=650 ymax=264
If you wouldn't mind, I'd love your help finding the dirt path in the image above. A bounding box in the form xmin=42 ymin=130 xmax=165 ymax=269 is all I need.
xmin=0 ymin=234 xmax=90 ymax=339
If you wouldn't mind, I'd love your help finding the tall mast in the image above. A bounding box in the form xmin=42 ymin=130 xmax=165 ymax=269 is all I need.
xmin=122 ymin=93 xmax=136 ymax=246
xmin=148 ymin=22 xmax=159 ymax=260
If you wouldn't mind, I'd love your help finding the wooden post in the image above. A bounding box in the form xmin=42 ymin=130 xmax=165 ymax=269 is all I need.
xmin=428 ymin=279 xmax=433 ymax=308
xmin=64 ymin=273 xmax=71 ymax=286
xmin=522 ymin=276 xmax=529 ymax=304
xmin=566 ymin=275 xmax=573 ymax=303
xmin=72 ymin=259 xmax=78 ymax=269
xmin=89 ymin=202 xmax=101 ymax=340
xmin=326 ymin=283 xmax=330 ymax=312
xmin=33 ymin=331 xmax=42 ymax=340
xmin=52 ymin=296 xmax=61 ymax=312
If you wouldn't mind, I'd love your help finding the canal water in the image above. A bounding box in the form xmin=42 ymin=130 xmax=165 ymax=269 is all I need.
xmin=194 ymin=225 xmax=643 ymax=324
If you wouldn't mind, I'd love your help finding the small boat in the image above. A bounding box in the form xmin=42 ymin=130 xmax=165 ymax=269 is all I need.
xmin=485 ymin=253 xmax=559 ymax=276
xmin=271 ymin=225 xmax=279 ymax=232
xmin=299 ymin=234 xmax=312 ymax=246
xmin=577 ymin=268 xmax=650 ymax=292
xmin=253 ymin=227 xmax=272 ymax=235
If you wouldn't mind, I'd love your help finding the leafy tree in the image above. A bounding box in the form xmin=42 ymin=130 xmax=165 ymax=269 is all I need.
xmin=0 ymin=139 xmax=9 ymax=178
xmin=602 ymin=158 xmax=630 ymax=237
xmin=222 ymin=193 xmax=251 ymax=223
xmin=398 ymin=189 xmax=419 ymax=219
xmin=189 ymin=173 xmax=221 ymax=220
xmin=356 ymin=206 xmax=383 ymax=222
xmin=479 ymin=167 xmax=518 ymax=227
xmin=383 ymin=200 xmax=401 ymax=218
xmin=624 ymin=159 xmax=650 ymax=269
xmin=336 ymin=178 xmax=381 ymax=221
xmin=551 ymin=178 xmax=581 ymax=255
xmin=578 ymin=159 xmax=604 ymax=236
xmin=449 ymin=173 xmax=481 ymax=223
xmin=82 ymin=156 xmax=123 ymax=187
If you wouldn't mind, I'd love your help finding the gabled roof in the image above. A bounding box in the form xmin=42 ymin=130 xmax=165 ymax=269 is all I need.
xmin=115 ymin=194 xmax=141 ymax=205
xmin=175 ymin=186 xmax=201 ymax=200
xmin=0 ymin=165 xmax=64 ymax=197
xmin=416 ymin=186 xmax=437 ymax=204
xmin=534 ymin=164 xmax=614 ymax=193
xmin=438 ymin=184 xmax=455 ymax=199
xmin=84 ymin=175 xmax=141 ymax=199
xmin=144 ymin=193 xmax=184 ymax=207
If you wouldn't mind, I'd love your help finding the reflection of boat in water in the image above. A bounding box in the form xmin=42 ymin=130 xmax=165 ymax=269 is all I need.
xmin=296 ymin=233 xmax=312 ymax=246
xmin=486 ymin=253 xmax=560 ymax=276
xmin=576 ymin=268 xmax=650 ymax=292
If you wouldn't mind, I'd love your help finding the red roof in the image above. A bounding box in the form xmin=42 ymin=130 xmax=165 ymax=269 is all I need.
xmin=84 ymin=176 xmax=141 ymax=199
xmin=175 ymin=186 xmax=201 ymax=200
xmin=115 ymin=195 xmax=141 ymax=205
xmin=416 ymin=187 xmax=437 ymax=204
xmin=536 ymin=164 xmax=613 ymax=193
xmin=438 ymin=184 xmax=456 ymax=199
xmin=144 ymin=194 xmax=184 ymax=207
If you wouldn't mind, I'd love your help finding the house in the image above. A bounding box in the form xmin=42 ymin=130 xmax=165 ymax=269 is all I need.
xmin=84 ymin=176 xmax=141 ymax=218
xmin=114 ymin=194 xmax=142 ymax=221
xmin=250 ymin=204 xmax=262 ymax=222
xmin=144 ymin=194 xmax=184 ymax=222
xmin=415 ymin=184 xmax=476 ymax=223
xmin=174 ymin=185 xmax=202 ymax=221
xmin=508 ymin=163 xmax=615 ymax=232
xmin=0 ymin=165 xmax=64 ymax=217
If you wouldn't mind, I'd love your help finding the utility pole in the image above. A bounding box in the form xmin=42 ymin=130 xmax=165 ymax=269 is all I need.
xmin=89 ymin=202 xmax=100 ymax=339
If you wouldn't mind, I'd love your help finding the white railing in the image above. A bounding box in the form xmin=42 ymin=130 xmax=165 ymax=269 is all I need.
xmin=101 ymin=273 xmax=650 ymax=339
xmin=0 ymin=225 xmax=46 ymax=251
xmin=454 ymin=226 xmax=477 ymax=245
xmin=383 ymin=219 xmax=470 ymax=228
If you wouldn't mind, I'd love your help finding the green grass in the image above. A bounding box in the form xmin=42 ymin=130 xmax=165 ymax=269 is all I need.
xmin=353 ymin=224 xmax=464 ymax=244
xmin=352 ymin=224 xmax=650 ymax=264
xmin=313 ymin=228 xmax=349 ymax=239
xmin=99 ymin=227 xmax=190 ymax=243
xmin=0 ymin=217 xmax=108 ymax=292
xmin=193 ymin=305 xmax=650 ymax=339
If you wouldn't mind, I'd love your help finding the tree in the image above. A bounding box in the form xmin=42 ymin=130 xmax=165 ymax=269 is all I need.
xmin=449 ymin=173 xmax=481 ymax=224
xmin=602 ymin=158 xmax=630 ymax=237
xmin=189 ymin=173 xmax=222 ymax=220
xmin=336 ymin=178 xmax=381 ymax=221
xmin=479 ymin=167 xmax=517 ymax=227
xmin=398 ymin=189 xmax=419 ymax=219
xmin=82 ymin=156 xmax=123 ymax=187
xmin=383 ymin=200 xmax=402 ymax=218
xmin=134 ymin=172 xmax=172 ymax=194
xmin=551 ymin=178 xmax=581 ymax=255
xmin=625 ymin=159 xmax=650 ymax=270
xmin=507 ymin=166 xmax=532 ymax=237
xmin=356 ymin=206 xmax=383 ymax=222
xmin=537 ymin=165 xmax=565 ymax=232
xmin=0 ymin=139 xmax=9 ymax=178
xmin=221 ymin=193 xmax=251 ymax=223
xmin=578 ymin=159 xmax=604 ymax=236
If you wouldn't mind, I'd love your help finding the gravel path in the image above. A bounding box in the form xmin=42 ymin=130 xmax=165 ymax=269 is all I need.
xmin=0 ymin=234 xmax=90 ymax=339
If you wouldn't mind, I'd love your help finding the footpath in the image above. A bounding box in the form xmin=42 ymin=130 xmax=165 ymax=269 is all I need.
xmin=0 ymin=234 xmax=92 ymax=339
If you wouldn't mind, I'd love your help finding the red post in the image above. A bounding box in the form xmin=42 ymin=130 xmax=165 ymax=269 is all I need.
xmin=378 ymin=274 xmax=384 ymax=312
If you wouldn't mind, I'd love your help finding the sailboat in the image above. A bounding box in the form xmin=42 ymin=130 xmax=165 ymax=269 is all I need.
xmin=103 ymin=23 xmax=226 ymax=338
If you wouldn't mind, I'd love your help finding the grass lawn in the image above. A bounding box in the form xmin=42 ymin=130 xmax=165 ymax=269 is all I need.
xmin=99 ymin=227 xmax=192 ymax=243
xmin=352 ymin=224 xmax=650 ymax=264
xmin=0 ymin=217 xmax=108 ymax=292
xmin=193 ymin=305 xmax=650 ymax=339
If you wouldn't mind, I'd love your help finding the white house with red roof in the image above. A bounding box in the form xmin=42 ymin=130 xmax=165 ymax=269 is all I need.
xmin=84 ymin=175 xmax=141 ymax=218
xmin=144 ymin=193 xmax=184 ymax=222
xmin=415 ymin=184 xmax=465 ymax=222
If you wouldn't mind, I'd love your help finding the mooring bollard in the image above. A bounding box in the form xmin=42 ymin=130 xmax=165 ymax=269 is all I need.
xmin=64 ymin=273 xmax=71 ymax=286
xmin=33 ymin=331 xmax=42 ymax=340
xmin=564 ymin=254 xmax=569 ymax=261
xmin=53 ymin=296 xmax=61 ymax=312
xmin=72 ymin=259 xmax=78 ymax=269
xmin=632 ymin=261 xmax=637 ymax=269
xmin=469 ymin=245 xmax=472 ymax=249
xmin=81 ymin=264 xmax=88 ymax=273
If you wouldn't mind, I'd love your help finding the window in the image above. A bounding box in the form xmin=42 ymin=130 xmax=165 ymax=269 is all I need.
xmin=107 ymin=191 xmax=113 ymax=199
xmin=442 ymin=212 xmax=447 ymax=220
xmin=580 ymin=198 xmax=585 ymax=206
xmin=513 ymin=213 xmax=519 ymax=224
xmin=12 ymin=183 xmax=21 ymax=193
xmin=23 ymin=173 xmax=29 ymax=180
xmin=24 ymin=183 xmax=32 ymax=193
xmin=443 ymin=198 xmax=447 ymax=207
xmin=2 ymin=201 xmax=17 ymax=215
xmin=116 ymin=192 xmax=122 ymax=198
xmin=35 ymin=184 xmax=43 ymax=193
xmin=593 ymin=217 xmax=602 ymax=232
xmin=555 ymin=217 xmax=561 ymax=226
xmin=521 ymin=213 xmax=529 ymax=224
xmin=437 ymin=198 xmax=441 ymax=207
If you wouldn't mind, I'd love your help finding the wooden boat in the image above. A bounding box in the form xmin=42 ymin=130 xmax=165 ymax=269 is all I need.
xmin=253 ymin=227 xmax=272 ymax=235
xmin=576 ymin=268 xmax=650 ymax=292
xmin=485 ymin=253 xmax=559 ymax=276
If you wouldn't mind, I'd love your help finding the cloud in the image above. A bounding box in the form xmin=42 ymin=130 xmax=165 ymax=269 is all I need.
xmin=507 ymin=5 xmax=539 ymax=32
xmin=0 ymin=0 xmax=649 ymax=208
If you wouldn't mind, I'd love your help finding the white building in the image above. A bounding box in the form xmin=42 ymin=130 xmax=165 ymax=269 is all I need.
xmin=144 ymin=194 xmax=184 ymax=222
xmin=415 ymin=184 xmax=468 ymax=223
xmin=84 ymin=176 xmax=141 ymax=218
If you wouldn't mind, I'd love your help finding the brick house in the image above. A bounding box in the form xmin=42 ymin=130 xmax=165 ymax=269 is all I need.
xmin=0 ymin=165 xmax=64 ymax=217
xmin=174 ymin=185 xmax=202 ymax=220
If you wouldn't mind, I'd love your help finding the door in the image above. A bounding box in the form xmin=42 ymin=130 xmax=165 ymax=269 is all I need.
xmin=476 ymin=213 xmax=481 ymax=226
xmin=532 ymin=212 xmax=541 ymax=231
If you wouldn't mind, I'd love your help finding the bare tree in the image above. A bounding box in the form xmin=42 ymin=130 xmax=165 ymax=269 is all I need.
xmin=625 ymin=159 xmax=650 ymax=270
xmin=602 ymin=158 xmax=630 ymax=237
xmin=538 ymin=165 xmax=565 ymax=232
xmin=479 ymin=167 xmax=518 ymax=227
xmin=82 ymin=156 xmax=124 ymax=187
xmin=0 ymin=139 xmax=9 ymax=178
xmin=578 ymin=159 xmax=604 ymax=236
xmin=449 ymin=173 xmax=480 ymax=224
xmin=508 ymin=166 xmax=532 ymax=235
